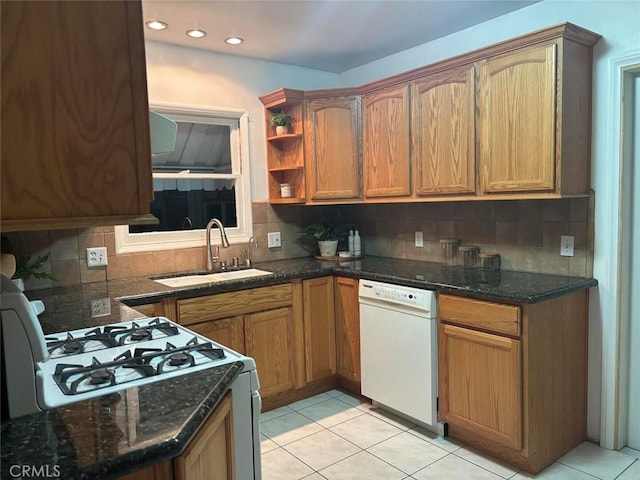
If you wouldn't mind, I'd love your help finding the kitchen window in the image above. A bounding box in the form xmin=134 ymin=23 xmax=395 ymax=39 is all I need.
xmin=115 ymin=104 xmax=252 ymax=253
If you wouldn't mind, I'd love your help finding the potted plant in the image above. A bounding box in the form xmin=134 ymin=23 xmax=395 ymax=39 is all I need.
xmin=13 ymin=253 xmax=55 ymax=290
xmin=269 ymin=110 xmax=294 ymax=135
xmin=301 ymin=220 xmax=352 ymax=257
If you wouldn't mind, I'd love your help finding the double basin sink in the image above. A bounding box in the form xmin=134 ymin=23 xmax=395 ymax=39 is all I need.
xmin=152 ymin=268 xmax=274 ymax=288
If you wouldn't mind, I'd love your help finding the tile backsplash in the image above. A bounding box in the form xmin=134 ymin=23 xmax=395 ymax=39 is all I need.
xmin=4 ymin=197 xmax=593 ymax=291
xmin=340 ymin=197 xmax=593 ymax=277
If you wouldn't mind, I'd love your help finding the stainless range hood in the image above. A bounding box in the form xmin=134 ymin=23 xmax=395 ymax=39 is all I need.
xmin=149 ymin=111 xmax=177 ymax=155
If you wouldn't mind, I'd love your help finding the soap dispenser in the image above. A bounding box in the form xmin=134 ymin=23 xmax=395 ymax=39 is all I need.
xmin=348 ymin=230 xmax=355 ymax=255
xmin=353 ymin=229 xmax=362 ymax=256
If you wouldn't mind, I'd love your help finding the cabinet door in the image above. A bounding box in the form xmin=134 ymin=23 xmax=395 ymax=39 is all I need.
xmin=174 ymin=392 xmax=234 ymax=480
xmin=0 ymin=1 xmax=153 ymax=232
xmin=362 ymin=85 xmax=411 ymax=197
xmin=334 ymin=277 xmax=360 ymax=382
xmin=190 ymin=317 xmax=246 ymax=354
xmin=305 ymin=96 xmax=361 ymax=200
xmin=245 ymin=307 xmax=298 ymax=397
xmin=412 ymin=65 xmax=476 ymax=195
xmin=439 ymin=323 xmax=522 ymax=450
xmin=118 ymin=461 xmax=173 ymax=480
xmin=477 ymin=43 xmax=557 ymax=193
xmin=303 ymin=277 xmax=336 ymax=382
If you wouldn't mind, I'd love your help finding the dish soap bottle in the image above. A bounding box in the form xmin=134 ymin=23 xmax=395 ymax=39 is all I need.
xmin=354 ymin=229 xmax=361 ymax=256
xmin=348 ymin=230 xmax=355 ymax=255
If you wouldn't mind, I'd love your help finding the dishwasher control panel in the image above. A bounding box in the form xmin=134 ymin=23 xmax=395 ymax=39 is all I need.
xmin=359 ymin=279 xmax=436 ymax=316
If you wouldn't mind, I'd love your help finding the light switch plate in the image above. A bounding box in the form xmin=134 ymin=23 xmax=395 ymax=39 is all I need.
xmin=415 ymin=231 xmax=424 ymax=247
xmin=267 ymin=232 xmax=281 ymax=248
xmin=560 ymin=235 xmax=574 ymax=257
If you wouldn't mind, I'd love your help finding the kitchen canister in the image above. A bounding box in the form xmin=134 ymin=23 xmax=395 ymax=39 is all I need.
xmin=440 ymin=238 xmax=459 ymax=265
xmin=459 ymin=245 xmax=479 ymax=268
xmin=280 ymin=183 xmax=292 ymax=198
xmin=479 ymin=253 xmax=501 ymax=270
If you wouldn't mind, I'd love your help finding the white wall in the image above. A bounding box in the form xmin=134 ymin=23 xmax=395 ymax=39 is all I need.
xmin=145 ymin=42 xmax=340 ymax=201
xmin=338 ymin=0 xmax=640 ymax=447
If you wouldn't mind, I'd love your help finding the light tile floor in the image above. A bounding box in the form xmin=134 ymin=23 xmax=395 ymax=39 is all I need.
xmin=260 ymin=389 xmax=639 ymax=480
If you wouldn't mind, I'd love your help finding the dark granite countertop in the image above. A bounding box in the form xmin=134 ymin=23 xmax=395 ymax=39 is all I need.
xmin=28 ymin=255 xmax=597 ymax=333
xmin=1 ymin=361 xmax=243 ymax=480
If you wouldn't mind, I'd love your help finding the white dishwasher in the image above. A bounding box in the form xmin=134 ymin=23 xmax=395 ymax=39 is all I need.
xmin=359 ymin=279 xmax=439 ymax=431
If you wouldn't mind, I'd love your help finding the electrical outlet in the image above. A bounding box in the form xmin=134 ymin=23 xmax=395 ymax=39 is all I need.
xmin=560 ymin=235 xmax=575 ymax=257
xmin=86 ymin=247 xmax=108 ymax=267
xmin=91 ymin=298 xmax=111 ymax=317
xmin=267 ymin=232 xmax=281 ymax=248
xmin=415 ymin=231 xmax=424 ymax=247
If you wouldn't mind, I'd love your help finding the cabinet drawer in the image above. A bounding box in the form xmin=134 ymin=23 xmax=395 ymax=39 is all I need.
xmin=439 ymin=294 xmax=520 ymax=336
xmin=177 ymin=284 xmax=293 ymax=325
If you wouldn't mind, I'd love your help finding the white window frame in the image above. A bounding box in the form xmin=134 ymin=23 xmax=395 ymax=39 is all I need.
xmin=115 ymin=103 xmax=252 ymax=253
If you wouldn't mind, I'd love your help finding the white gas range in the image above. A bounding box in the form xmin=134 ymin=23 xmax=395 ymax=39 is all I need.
xmin=0 ymin=274 xmax=262 ymax=479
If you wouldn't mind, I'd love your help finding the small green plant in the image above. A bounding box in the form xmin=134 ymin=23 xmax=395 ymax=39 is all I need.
xmin=301 ymin=221 xmax=351 ymax=242
xmin=269 ymin=110 xmax=294 ymax=127
xmin=14 ymin=253 xmax=55 ymax=281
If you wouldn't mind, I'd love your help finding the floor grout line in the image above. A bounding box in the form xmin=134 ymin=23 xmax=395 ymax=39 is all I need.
xmin=261 ymin=392 xmax=640 ymax=480
xmin=614 ymin=459 xmax=638 ymax=480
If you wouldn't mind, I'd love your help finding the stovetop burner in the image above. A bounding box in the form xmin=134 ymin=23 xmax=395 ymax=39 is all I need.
xmin=51 ymin=336 xmax=226 ymax=396
xmin=89 ymin=369 xmax=114 ymax=385
xmin=34 ymin=316 xmax=250 ymax=410
xmin=45 ymin=318 xmax=181 ymax=358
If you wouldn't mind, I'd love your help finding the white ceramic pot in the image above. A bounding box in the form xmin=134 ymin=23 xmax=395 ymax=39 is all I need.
xmin=318 ymin=240 xmax=338 ymax=257
xmin=12 ymin=277 xmax=24 ymax=291
xmin=275 ymin=125 xmax=288 ymax=135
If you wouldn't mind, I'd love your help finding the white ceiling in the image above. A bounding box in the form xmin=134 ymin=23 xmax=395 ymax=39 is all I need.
xmin=141 ymin=0 xmax=540 ymax=73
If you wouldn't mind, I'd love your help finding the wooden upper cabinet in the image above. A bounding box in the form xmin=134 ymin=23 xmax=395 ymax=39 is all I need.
xmin=262 ymin=24 xmax=600 ymax=204
xmin=259 ymin=89 xmax=306 ymax=204
xmin=477 ymin=43 xmax=557 ymax=193
xmin=1 ymin=1 xmax=154 ymax=232
xmin=411 ymin=65 xmax=476 ymax=195
xmin=362 ymin=85 xmax=411 ymax=198
xmin=305 ymin=96 xmax=361 ymax=200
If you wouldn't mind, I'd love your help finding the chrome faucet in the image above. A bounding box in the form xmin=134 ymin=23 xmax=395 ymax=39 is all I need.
xmin=206 ymin=218 xmax=230 ymax=271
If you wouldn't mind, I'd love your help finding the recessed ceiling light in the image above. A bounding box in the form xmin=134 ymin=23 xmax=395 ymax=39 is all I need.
xmin=186 ymin=29 xmax=207 ymax=39
xmin=225 ymin=37 xmax=244 ymax=45
xmin=145 ymin=20 xmax=168 ymax=31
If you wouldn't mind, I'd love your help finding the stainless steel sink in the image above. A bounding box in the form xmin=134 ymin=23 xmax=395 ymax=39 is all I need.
xmin=153 ymin=269 xmax=274 ymax=288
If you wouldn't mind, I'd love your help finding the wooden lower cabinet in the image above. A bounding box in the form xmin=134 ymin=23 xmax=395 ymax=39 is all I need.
xmin=176 ymin=283 xmax=305 ymax=400
xmin=334 ymin=277 xmax=360 ymax=384
xmin=303 ymin=277 xmax=336 ymax=382
xmin=119 ymin=393 xmax=234 ymax=480
xmin=439 ymin=324 xmax=522 ymax=450
xmin=245 ymin=306 xmax=301 ymax=397
xmin=190 ymin=316 xmax=245 ymax=355
xmin=174 ymin=392 xmax=235 ymax=480
xmin=118 ymin=461 xmax=173 ymax=480
xmin=132 ymin=302 xmax=164 ymax=319
xmin=165 ymin=278 xmax=361 ymax=411
xmin=438 ymin=291 xmax=588 ymax=474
